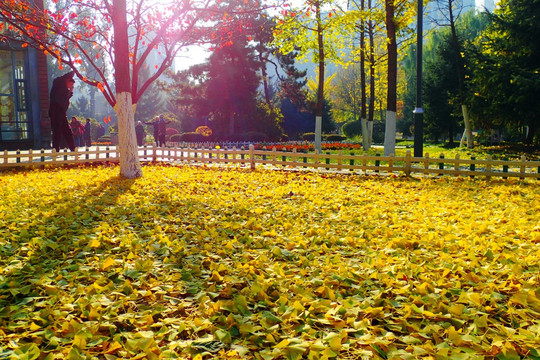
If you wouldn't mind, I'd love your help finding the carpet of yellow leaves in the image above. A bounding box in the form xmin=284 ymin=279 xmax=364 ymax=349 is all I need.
xmin=0 ymin=164 xmax=539 ymax=360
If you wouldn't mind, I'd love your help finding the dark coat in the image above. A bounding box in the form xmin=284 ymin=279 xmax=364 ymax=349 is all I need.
xmin=49 ymin=72 xmax=75 ymax=151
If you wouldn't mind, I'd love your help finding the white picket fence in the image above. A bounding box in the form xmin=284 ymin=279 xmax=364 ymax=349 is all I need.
xmin=1 ymin=144 xmax=539 ymax=180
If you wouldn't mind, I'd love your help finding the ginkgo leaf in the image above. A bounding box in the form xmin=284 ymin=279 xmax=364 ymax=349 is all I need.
xmin=0 ymin=164 xmax=539 ymax=359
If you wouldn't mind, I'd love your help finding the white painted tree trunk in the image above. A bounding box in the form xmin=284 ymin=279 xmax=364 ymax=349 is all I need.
xmin=462 ymin=104 xmax=474 ymax=148
xmin=315 ymin=115 xmax=322 ymax=153
xmin=368 ymin=120 xmax=373 ymax=148
xmin=383 ymin=110 xmax=397 ymax=156
xmin=361 ymin=118 xmax=370 ymax=151
xmin=116 ymin=92 xmax=142 ymax=178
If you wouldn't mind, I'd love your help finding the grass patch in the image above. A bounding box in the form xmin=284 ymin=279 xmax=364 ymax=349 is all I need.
xmin=1 ymin=164 xmax=539 ymax=359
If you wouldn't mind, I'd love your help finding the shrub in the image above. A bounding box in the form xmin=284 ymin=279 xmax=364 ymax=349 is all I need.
xmin=302 ymin=132 xmax=315 ymax=141
xmin=244 ymin=132 xmax=268 ymax=142
xmin=175 ymin=132 xmax=205 ymax=142
xmin=97 ymin=135 xmax=111 ymax=142
xmin=195 ymin=126 xmax=213 ymax=137
xmin=326 ymin=134 xmax=346 ymax=142
xmin=342 ymin=120 xmax=363 ymax=138
xmin=166 ymin=128 xmax=179 ymax=140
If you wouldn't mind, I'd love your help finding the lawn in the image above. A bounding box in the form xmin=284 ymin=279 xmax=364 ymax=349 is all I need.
xmin=1 ymin=164 xmax=539 ymax=359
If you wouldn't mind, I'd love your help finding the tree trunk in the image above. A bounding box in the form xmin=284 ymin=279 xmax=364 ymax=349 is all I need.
xmin=448 ymin=0 xmax=473 ymax=148
xmin=384 ymin=0 xmax=397 ymax=156
xmin=117 ymin=93 xmax=142 ymax=178
xmin=360 ymin=0 xmax=370 ymax=151
xmin=315 ymin=2 xmax=324 ymax=154
xmin=368 ymin=1 xmax=375 ymax=147
xmin=113 ymin=0 xmax=142 ymax=178
xmin=260 ymin=52 xmax=271 ymax=106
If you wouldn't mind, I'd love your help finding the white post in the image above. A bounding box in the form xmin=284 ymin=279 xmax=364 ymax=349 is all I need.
xmin=315 ymin=116 xmax=322 ymax=153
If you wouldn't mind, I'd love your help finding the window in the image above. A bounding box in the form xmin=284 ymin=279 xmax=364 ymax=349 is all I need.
xmin=0 ymin=49 xmax=30 ymax=142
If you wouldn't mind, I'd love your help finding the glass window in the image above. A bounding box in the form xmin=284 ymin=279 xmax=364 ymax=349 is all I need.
xmin=0 ymin=50 xmax=14 ymax=95
xmin=0 ymin=49 xmax=31 ymax=142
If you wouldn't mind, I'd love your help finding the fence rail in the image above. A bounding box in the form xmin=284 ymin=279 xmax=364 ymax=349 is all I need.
xmin=1 ymin=145 xmax=539 ymax=180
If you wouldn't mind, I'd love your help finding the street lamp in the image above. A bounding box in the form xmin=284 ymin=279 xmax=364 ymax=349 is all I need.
xmin=413 ymin=0 xmax=424 ymax=158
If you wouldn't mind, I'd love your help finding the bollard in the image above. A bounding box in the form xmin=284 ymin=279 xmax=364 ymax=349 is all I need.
xmin=326 ymin=151 xmax=330 ymax=170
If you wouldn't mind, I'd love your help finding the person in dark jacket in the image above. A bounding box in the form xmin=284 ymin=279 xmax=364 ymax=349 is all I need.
xmin=158 ymin=115 xmax=171 ymax=147
xmin=135 ymin=121 xmax=146 ymax=146
xmin=145 ymin=116 xmax=161 ymax=146
xmin=49 ymin=71 xmax=76 ymax=152
xmin=83 ymin=118 xmax=92 ymax=147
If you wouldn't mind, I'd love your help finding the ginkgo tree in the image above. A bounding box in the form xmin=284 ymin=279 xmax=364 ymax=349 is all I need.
xmin=0 ymin=0 xmax=214 ymax=178
xmin=272 ymin=0 xmax=350 ymax=152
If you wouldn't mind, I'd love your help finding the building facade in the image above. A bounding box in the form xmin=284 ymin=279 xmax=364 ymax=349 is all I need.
xmin=0 ymin=0 xmax=50 ymax=151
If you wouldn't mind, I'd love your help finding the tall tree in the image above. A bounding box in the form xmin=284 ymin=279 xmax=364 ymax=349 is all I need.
xmin=382 ymin=0 xmax=415 ymax=155
xmin=423 ymin=31 xmax=461 ymax=142
xmin=1 ymin=0 xmax=213 ymax=178
xmin=430 ymin=0 xmax=474 ymax=148
xmin=469 ymin=0 xmax=540 ymax=144
xmin=273 ymin=0 xmax=348 ymax=152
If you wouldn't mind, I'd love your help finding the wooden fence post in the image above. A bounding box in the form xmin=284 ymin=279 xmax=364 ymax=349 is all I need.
xmin=470 ymin=156 xmax=475 ymax=179
xmin=503 ymin=158 xmax=508 ymax=179
xmin=519 ymin=155 xmax=526 ymax=180
xmin=16 ymin=150 xmax=20 ymax=163
xmin=375 ymin=152 xmax=380 ymax=173
xmin=350 ymin=152 xmax=355 ymax=172
xmin=325 ymin=151 xmax=330 ymax=170
xmin=486 ymin=155 xmax=492 ymax=180
xmin=405 ymin=150 xmax=411 ymax=177
xmin=438 ymin=154 xmax=444 ymax=176
xmin=454 ymin=154 xmax=460 ymax=177
xmin=249 ymin=144 xmax=255 ymax=170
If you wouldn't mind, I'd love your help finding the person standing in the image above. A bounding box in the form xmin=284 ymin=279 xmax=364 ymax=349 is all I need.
xmin=158 ymin=115 xmax=171 ymax=147
xmin=145 ymin=116 xmax=161 ymax=146
xmin=49 ymin=71 xmax=76 ymax=152
xmin=70 ymin=117 xmax=83 ymax=147
xmin=83 ymin=118 xmax=92 ymax=147
xmin=135 ymin=121 xmax=146 ymax=146
xmin=96 ymin=123 xmax=105 ymax=140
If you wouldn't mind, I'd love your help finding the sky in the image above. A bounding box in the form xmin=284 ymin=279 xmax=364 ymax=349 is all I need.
xmin=175 ymin=45 xmax=211 ymax=71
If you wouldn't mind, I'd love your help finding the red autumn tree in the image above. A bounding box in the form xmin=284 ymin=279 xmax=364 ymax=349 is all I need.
xmin=0 ymin=0 xmax=214 ymax=178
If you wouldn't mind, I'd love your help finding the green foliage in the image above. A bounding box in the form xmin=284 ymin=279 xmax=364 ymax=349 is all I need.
xmin=176 ymin=132 xmax=206 ymax=142
xmin=423 ymin=31 xmax=462 ymax=142
xmin=325 ymin=134 xmax=345 ymax=142
xmin=302 ymin=132 xmax=315 ymax=141
xmin=342 ymin=120 xmax=363 ymax=138
xmin=468 ymin=0 xmax=540 ymax=143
